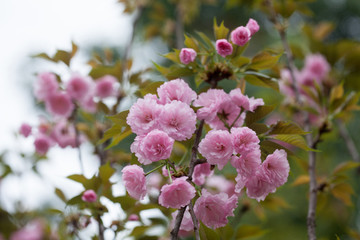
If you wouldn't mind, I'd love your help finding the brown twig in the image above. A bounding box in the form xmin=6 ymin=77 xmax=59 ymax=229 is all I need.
xmin=97 ymin=215 xmax=105 ymax=240
xmin=188 ymin=201 xmax=200 ymax=240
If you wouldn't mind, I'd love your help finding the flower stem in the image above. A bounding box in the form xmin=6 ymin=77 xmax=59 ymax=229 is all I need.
xmin=145 ymin=163 xmax=166 ymax=176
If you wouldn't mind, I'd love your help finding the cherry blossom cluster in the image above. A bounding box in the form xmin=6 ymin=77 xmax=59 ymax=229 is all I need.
xmin=279 ymin=53 xmax=331 ymax=125
xmin=122 ymin=78 xmax=290 ymax=232
xmin=19 ymin=72 xmax=119 ymax=155
xmin=180 ymin=18 xmax=260 ymax=64
xmin=279 ymin=53 xmax=330 ymax=101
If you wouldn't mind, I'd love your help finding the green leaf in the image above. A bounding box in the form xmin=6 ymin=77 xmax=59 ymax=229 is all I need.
xmin=165 ymin=65 xmax=194 ymax=79
xmin=330 ymin=84 xmax=344 ymax=103
xmin=248 ymin=123 xmax=269 ymax=135
xmin=53 ymin=50 xmax=71 ymax=66
xmin=268 ymin=121 xmax=308 ymax=135
xmin=139 ymin=81 xmax=164 ymax=96
xmin=105 ymin=128 xmax=133 ymax=149
xmin=130 ymin=226 xmax=149 ymax=237
xmin=199 ymin=222 xmax=220 ymax=240
xmin=162 ymin=50 xmax=181 ymax=64
xmin=292 ymin=175 xmax=310 ymax=186
xmin=112 ymin=195 xmax=136 ymax=211
xmin=247 ymin=51 xmax=282 ymax=70
xmin=260 ymin=140 xmax=295 ymax=161
xmin=271 ymin=134 xmax=313 ymax=151
xmin=67 ymin=174 xmax=88 ymax=185
xmin=244 ymin=73 xmax=279 ymax=92
xmin=89 ymin=61 xmax=123 ymax=80
xmin=107 ymin=110 xmax=129 ymax=125
xmin=213 ymin=19 xmax=229 ymax=40
xmin=245 ymin=105 xmax=275 ymax=126
xmin=332 ymin=161 xmax=360 ymax=175
xmin=196 ymin=31 xmax=215 ymax=50
xmin=231 ymin=56 xmax=250 ymax=68
xmin=235 ymin=225 xmax=267 ymax=239
xmin=98 ymin=124 xmax=123 ymax=145
xmin=331 ymin=183 xmax=354 ymax=206
xmin=67 ymin=195 xmax=83 ymax=205
xmin=99 ymin=162 xmax=115 ymax=183
xmin=184 ymin=35 xmax=199 ymax=52
xmin=55 ymin=188 xmax=67 ymax=203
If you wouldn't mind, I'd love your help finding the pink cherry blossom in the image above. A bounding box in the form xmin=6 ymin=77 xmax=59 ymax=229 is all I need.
xmin=50 ymin=120 xmax=77 ymax=148
xmin=216 ymin=39 xmax=233 ymax=57
xmin=230 ymin=26 xmax=251 ymax=46
xmin=171 ymin=210 xmax=196 ymax=237
xmin=79 ymin=93 xmax=97 ymax=113
xmin=158 ymin=101 xmax=196 ymax=141
xmin=198 ymin=130 xmax=233 ymax=170
xmin=157 ymin=79 xmax=197 ymax=105
xmin=95 ymin=75 xmax=117 ymax=99
xmin=66 ymin=74 xmax=91 ymax=101
xmin=33 ymin=72 xmax=59 ymax=101
xmin=179 ymin=48 xmax=197 ymax=64
xmin=130 ymin=130 xmax=174 ymax=165
xmin=20 ymin=123 xmax=32 ymax=137
xmin=245 ymin=171 xmax=275 ymax=202
xmin=122 ymin=165 xmax=147 ymax=200
xmin=304 ymin=53 xmax=330 ymax=81
xmin=261 ymin=149 xmax=289 ymax=188
xmin=231 ymin=149 xmax=261 ymax=178
xmin=207 ymin=99 xmax=244 ymax=130
xmin=229 ymin=88 xmax=264 ymax=112
xmin=127 ymin=97 xmax=162 ymax=135
xmin=246 ymin=18 xmax=260 ymax=36
xmin=82 ymin=189 xmax=97 ymax=202
xmin=194 ymin=189 xmax=238 ymax=229
xmin=193 ymin=163 xmax=213 ymax=186
xmin=206 ymin=175 xmax=236 ymax=197
xmin=10 ymin=220 xmax=44 ymax=240
xmin=45 ymin=91 xmax=74 ymax=118
xmin=158 ymin=177 xmax=195 ymax=208
xmin=231 ymin=127 xmax=260 ymax=154
xmin=34 ymin=134 xmax=53 ymax=155
xmin=193 ymin=89 xmax=229 ymax=122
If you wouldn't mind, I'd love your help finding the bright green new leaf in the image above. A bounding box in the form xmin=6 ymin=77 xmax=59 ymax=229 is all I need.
xmin=184 ymin=35 xmax=199 ymax=52
xmin=271 ymin=134 xmax=314 ymax=151
xmin=213 ymin=19 xmax=229 ymax=40
xmin=99 ymin=162 xmax=115 ymax=183
xmin=139 ymin=81 xmax=163 ymax=96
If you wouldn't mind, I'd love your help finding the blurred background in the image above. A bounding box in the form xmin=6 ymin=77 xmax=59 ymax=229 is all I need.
xmin=1 ymin=0 xmax=360 ymax=239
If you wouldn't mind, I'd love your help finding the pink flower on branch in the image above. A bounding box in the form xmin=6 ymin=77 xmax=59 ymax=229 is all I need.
xmin=122 ymin=165 xmax=147 ymax=200
xmin=157 ymin=78 xmax=197 ymax=105
xmin=127 ymin=97 xmax=162 ymax=135
xmin=261 ymin=149 xmax=289 ymax=188
xmin=179 ymin=48 xmax=197 ymax=64
xmin=33 ymin=72 xmax=59 ymax=101
xmin=95 ymin=75 xmax=118 ymax=99
xmin=34 ymin=134 xmax=53 ymax=155
xmin=82 ymin=189 xmax=97 ymax=202
xmin=45 ymin=91 xmax=74 ymax=118
xmin=130 ymin=130 xmax=174 ymax=165
xmin=66 ymin=74 xmax=92 ymax=101
xmin=198 ymin=130 xmax=233 ymax=170
xmin=194 ymin=189 xmax=238 ymax=229
xmin=230 ymin=26 xmax=251 ymax=46
xmin=216 ymin=39 xmax=233 ymax=57
xmin=246 ymin=18 xmax=260 ymax=36
xmin=171 ymin=210 xmax=197 ymax=237
xmin=159 ymin=177 xmax=195 ymax=208
xmin=158 ymin=100 xmax=197 ymax=141
xmin=193 ymin=163 xmax=213 ymax=186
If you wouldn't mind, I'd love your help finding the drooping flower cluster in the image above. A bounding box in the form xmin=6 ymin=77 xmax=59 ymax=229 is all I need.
xmin=122 ymin=78 xmax=290 ymax=232
xmin=20 ymin=72 xmax=119 ymax=155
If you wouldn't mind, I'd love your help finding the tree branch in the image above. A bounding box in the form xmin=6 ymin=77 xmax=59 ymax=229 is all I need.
xmin=188 ymin=201 xmax=200 ymax=240
xmin=175 ymin=5 xmax=184 ymax=49
xmin=97 ymin=214 xmax=105 ymax=240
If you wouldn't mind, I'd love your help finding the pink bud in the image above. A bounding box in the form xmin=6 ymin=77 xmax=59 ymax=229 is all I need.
xmin=19 ymin=123 xmax=32 ymax=138
xmin=216 ymin=39 xmax=233 ymax=57
xmin=34 ymin=134 xmax=53 ymax=155
xmin=128 ymin=214 xmax=139 ymax=221
xmin=82 ymin=189 xmax=97 ymax=202
xmin=179 ymin=48 xmax=197 ymax=64
xmin=230 ymin=26 xmax=251 ymax=46
xmin=246 ymin=18 xmax=260 ymax=36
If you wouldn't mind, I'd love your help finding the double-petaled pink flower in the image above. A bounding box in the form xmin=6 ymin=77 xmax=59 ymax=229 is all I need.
xmin=122 ymin=165 xmax=147 ymax=200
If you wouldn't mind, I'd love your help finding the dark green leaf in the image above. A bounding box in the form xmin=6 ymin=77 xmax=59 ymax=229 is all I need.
xmin=245 ymin=105 xmax=275 ymax=126
xmin=55 ymin=188 xmax=67 ymax=203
